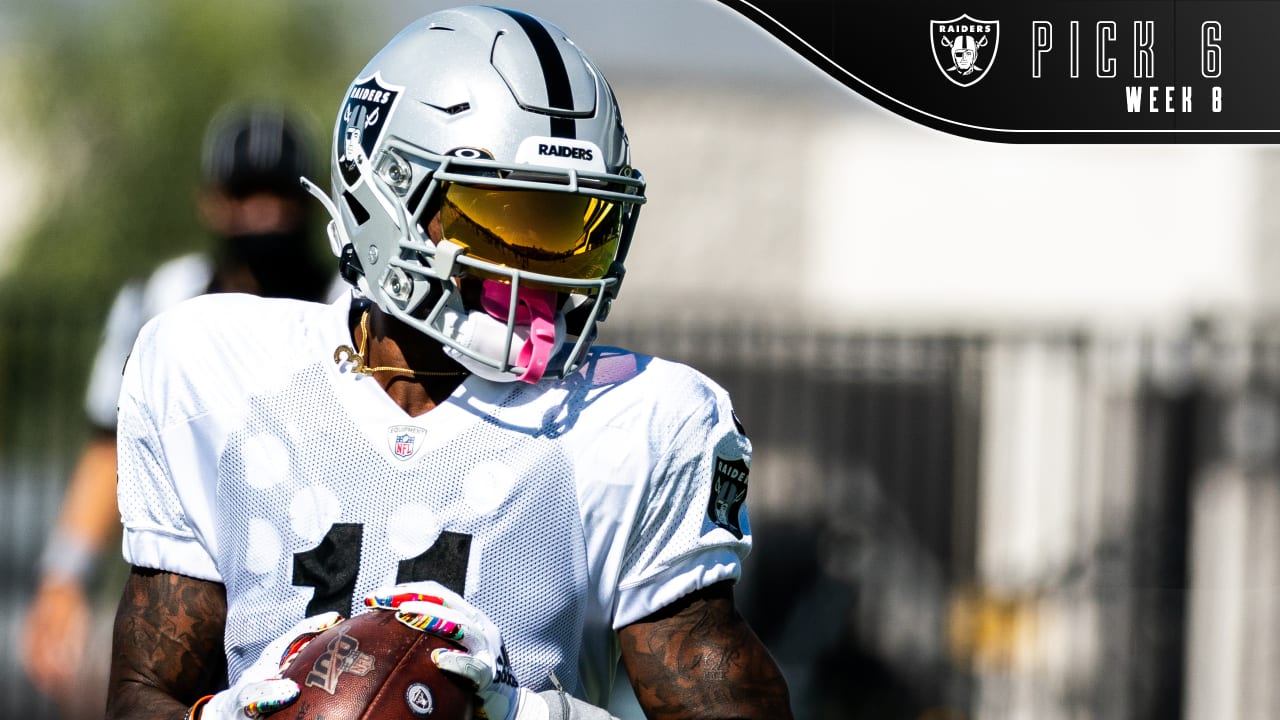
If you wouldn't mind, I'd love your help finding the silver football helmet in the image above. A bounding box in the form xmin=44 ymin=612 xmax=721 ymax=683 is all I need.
xmin=304 ymin=6 xmax=645 ymax=383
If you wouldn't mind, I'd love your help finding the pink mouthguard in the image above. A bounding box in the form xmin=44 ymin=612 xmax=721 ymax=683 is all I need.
xmin=479 ymin=280 xmax=557 ymax=383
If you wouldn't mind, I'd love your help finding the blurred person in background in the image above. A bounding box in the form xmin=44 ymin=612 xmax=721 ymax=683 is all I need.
xmin=20 ymin=101 xmax=337 ymax=719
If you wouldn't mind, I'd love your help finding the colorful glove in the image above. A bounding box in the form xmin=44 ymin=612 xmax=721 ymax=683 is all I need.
xmin=188 ymin=612 xmax=343 ymax=720
xmin=363 ymin=581 xmax=545 ymax=720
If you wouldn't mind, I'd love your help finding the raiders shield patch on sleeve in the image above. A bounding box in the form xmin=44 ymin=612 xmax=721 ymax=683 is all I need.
xmin=708 ymin=454 xmax=749 ymax=539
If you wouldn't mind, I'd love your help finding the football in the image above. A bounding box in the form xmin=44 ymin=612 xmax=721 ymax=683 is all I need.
xmin=273 ymin=610 xmax=477 ymax=720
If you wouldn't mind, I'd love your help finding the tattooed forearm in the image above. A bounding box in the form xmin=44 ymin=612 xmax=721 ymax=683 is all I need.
xmin=619 ymin=581 xmax=793 ymax=720
xmin=106 ymin=567 xmax=228 ymax=720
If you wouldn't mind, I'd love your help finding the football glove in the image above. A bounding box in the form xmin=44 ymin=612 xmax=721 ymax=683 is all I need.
xmin=187 ymin=611 xmax=343 ymax=720
xmin=364 ymin=581 xmax=549 ymax=720
xmin=364 ymin=582 xmax=619 ymax=720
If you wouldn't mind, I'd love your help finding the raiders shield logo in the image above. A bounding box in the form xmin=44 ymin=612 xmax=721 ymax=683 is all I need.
xmin=338 ymin=73 xmax=403 ymax=186
xmin=931 ymin=14 xmax=1000 ymax=87
xmin=708 ymin=455 xmax=749 ymax=539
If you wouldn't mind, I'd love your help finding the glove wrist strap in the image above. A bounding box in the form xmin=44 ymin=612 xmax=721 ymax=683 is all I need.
xmin=185 ymin=694 xmax=214 ymax=720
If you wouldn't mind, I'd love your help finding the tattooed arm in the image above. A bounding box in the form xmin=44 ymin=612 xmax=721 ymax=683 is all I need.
xmin=618 ymin=581 xmax=792 ymax=720
xmin=106 ymin=567 xmax=228 ymax=720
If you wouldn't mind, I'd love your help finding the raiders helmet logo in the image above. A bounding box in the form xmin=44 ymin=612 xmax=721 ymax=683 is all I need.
xmin=930 ymin=14 xmax=1000 ymax=87
xmin=339 ymin=73 xmax=403 ymax=187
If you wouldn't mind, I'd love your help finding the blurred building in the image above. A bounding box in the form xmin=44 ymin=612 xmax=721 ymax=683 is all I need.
xmin=597 ymin=51 xmax=1280 ymax=720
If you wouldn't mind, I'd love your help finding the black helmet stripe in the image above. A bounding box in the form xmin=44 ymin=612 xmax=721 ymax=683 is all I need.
xmin=498 ymin=8 xmax=576 ymax=139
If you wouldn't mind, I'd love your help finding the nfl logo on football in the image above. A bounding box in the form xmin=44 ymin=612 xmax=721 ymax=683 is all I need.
xmin=931 ymin=14 xmax=1000 ymax=86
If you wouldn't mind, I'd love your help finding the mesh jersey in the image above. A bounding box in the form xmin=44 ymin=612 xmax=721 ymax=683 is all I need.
xmin=116 ymin=292 xmax=753 ymax=705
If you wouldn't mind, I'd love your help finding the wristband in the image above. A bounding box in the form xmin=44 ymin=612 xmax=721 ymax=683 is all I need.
xmin=185 ymin=694 xmax=214 ymax=720
xmin=38 ymin=530 xmax=100 ymax=585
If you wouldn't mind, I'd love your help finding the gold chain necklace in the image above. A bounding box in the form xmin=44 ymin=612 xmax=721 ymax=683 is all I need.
xmin=333 ymin=309 xmax=469 ymax=378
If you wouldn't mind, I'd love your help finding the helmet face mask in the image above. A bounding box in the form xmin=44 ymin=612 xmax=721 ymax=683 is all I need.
xmin=306 ymin=6 xmax=645 ymax=383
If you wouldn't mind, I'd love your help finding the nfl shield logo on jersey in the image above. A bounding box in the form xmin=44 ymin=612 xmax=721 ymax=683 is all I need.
xmin=388 ymin=425 xmax=426 ymax=461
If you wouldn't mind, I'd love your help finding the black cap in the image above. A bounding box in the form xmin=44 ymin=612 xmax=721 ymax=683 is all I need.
xmin=201 ymin=103 xmax=312 ymax=198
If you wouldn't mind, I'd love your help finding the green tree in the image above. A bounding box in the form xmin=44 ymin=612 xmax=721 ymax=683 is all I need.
xmin=0 ymin=0 xmax=362 ymax=454
xmin=5 ymin=0 xmax=359 ymax=300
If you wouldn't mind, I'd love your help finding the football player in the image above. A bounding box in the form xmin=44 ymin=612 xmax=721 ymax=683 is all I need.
xmin=106 ymin=7 xmax=793 ymax=720
xmin=23 ymin=102 xmax=333 ymax=718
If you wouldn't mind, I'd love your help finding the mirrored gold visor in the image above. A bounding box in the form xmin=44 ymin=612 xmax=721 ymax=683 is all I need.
xmin=437 ymin=182 xmax=624 ymax=281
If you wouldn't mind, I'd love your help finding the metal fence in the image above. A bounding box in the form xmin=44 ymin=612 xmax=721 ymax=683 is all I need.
xmin=0 ymin=291 xmax=104 ymax=720
xmin=605 ymin=318 xmax=1280 ymax=720
xmin=4 ymin=301 xmax=1278 ymax=719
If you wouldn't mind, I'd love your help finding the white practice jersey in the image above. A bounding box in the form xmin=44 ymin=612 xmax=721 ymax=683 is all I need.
xmin=116 ymin=293 xmax=754 ymax=705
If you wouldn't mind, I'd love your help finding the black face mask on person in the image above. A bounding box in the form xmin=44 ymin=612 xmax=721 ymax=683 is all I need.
xmin=220 ymin=228 xmax=330 ymax=300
